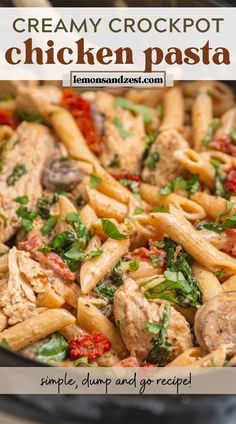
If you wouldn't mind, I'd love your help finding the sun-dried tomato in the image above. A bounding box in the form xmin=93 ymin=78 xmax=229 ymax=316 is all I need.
xmin=112 ymin=172 xmax=141 ymax=183
xmin=116 ymin=357 xmax=139 ymax=367
xmin=19 ymin=236 xmax=75 ymax=282
xmin=211 ymin=134 xmax=236 ymax=156
xmin=224 ymin=168 xmax=236 ymax=194
xmin=69 ymin=332 xmax=111 ymax=361
xmin=62 ymin=89 xmax=101 ymax=155
xmin=0 ymin=109 xmax=19 ymax=129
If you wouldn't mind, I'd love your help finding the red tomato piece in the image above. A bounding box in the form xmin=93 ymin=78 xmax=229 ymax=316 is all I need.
xmin=69 ymin=332 xmax=111 ymax=361
xmin=0 ymin=109 xmax=19 ymax=128
xmin=224 ymin=169 xmax=236 ymax=194
xmin=211 ymin=134 xmax=236 ymax=157
xmin=62 ymin=89 xmax=101 ymax=155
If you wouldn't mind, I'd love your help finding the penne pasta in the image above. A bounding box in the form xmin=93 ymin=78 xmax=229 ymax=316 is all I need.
xmin=80 ymin=236 xmax=130 ymax=294
xmin=174 ymin=148 xmax=215 ymax=188
xmin=0 ymin=309 xmax=75 ymax=351
xmin=160 ymin=87 xmax=184 ymax=132
xmin=192 ymin=88 xmax=213 ymax=151
xmin=192 ymin=263 xmax=222 ymax=303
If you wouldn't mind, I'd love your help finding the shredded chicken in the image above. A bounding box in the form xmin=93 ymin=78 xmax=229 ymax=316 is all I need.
xmin=0 ymin=248 xmax=36 ymax=325
xmin=142 ymin=129 xmax=188 ymax=187
xmin=100 ymin=109 xmax=146 ymax=175
xmin=114 ymin=278 xmax=193 ymax=363
xmin=0 ymin=122 xmax=54 ymax=242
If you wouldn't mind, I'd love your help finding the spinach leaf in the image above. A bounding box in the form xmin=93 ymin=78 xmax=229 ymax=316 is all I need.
xmin=93 ymin=283 xmax=116 ymax=304
xmin=36 ymin=333 xmax=68 ymax=363
xmin=37 ymin=194 xmax=59 ymax=220
xmin=146 ymin=303 xmax=171 ymax=366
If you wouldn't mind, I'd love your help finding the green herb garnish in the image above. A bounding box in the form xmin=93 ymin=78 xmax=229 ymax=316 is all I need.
xmin=115 ymin=97 xmax=153 ymax=125
xmin=7 ymin=164 xmax=27 ymax=186
xmin=17 ymin=111 xmax=43 ymax=123
xmin=129 ymin=260 xmax=140 ymax=271
xmin=89 ymin=174 xmax=102 ymax=189
xmin=203 ymin=120 xmax=222 ymax=146
xmin=159 ymin=175 xmax=199 ymax=196
xmin=102 ymin=219 xmax=127 ymax=240
xmin=41 ymin=215 xmax=59 ymax=236
xmin=14 ymin=196 xmax=29 ymax=205
xmin=113 ymin=116 xmax=134 ymax=139
xmin=146 ymin=303 xmax=171 ymax=366
xmin=0 ymin=213 xmax=7 ymax=228
xmin=16 ymin=206 xmax=38 ymax=233
xmin=145 ymin=151 xmax=160 ymax=171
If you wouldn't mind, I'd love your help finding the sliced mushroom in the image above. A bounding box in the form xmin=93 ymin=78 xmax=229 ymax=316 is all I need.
xmin=194 ymin=292 xmax=236 ymax=355
xmin=91 ymin=103 xmax=104 ymax=136
xmin=42 ymin=158 xmax=84 ymax=192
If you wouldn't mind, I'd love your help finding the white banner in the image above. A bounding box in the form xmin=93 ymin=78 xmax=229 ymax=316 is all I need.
xmin=0 ymin=367 xmax=236 ymax=394
xmin=0 ymin=7 xmax=235 ymax=81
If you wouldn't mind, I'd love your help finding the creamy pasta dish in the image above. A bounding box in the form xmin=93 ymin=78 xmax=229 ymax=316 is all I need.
xmin=0 ymin=80 xmax=236 ymax=368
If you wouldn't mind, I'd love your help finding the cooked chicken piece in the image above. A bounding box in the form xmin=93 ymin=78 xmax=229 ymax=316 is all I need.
xmin=15 ymin=85 xmax=62 ymax=116
xmin=0 ymin=81 xmax=37 ymax=97
xmin=194 ymin=292 xmax=236 ymax=356
xmin=142 ymin=129 xmax=188 ymax=187
xmin=95 ymin=92 xmax=115 ymax=118
xmin=0 ymin=247 xmax=36 ymax=325
xmin=114 ymin=278 xmax=192 ymax=363
xmin=100 ymin=109 xmax=146 ymax=175
xmin=0 ymin=122 xmax=54 ymax=243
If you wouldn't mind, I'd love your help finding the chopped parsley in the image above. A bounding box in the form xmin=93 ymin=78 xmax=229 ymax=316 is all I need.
xmin=156 ymin=104 xmax=165 ymax=118
xmin=119 ymin=178 xmax=141 ymax=203
xmin=14 ymin=196 xmax=29 ymax=205
xmin=41 ymin=215 xmax=59 ymax=236
xmin=16 ymin=206 xmax=38 ymax=233
xmin=150 ymin=254 xmax=160 ymax=267
xmin=0 ymin=213 xmax=7 ymax=228
xmin=203 ymin=119 xmax=222 ymax=146
xmin=109 ymin=260 xmax=124 ymax=286
xmin=0 ymin=338 xmax=12 ymax=350
xmin=89 ymin=174 xmax=102 ymax=189
xmin=134 ymin=207 xmax=144 ymax=215
xmin=146 ymin=303 xmax=171 ymax=366
xmin=86 ymin=248 xmax=103 ymax=259
xmin=17 ymin=111 xmax=44 ymax=123
xmin=215 ymin=270 xmax=227 ymax=279
xmin=216 ymin=201 xmax=233 ymax=224
xmin=152 ymin=205 xmax=169 ymax=213
xmin=211 ymin=160 xmax=229 ymax=199
xmin=37 ymin=193 xmax=59 ymax=220
xmin=109 ymin=154 xmax=120 ymax=168
xmin=102 ymin=219 xmax=127 ymax=240
xmin=113 ymin=116 xmax=134 ymax=139
xmin=144 ymin=151 xmax=160 ymax=171
xmin=115 ymin=97 xmax=153 ymax=125
xmin=229 ymin=130 xmax=236 ymax=142
xmin=159 ymin=175 xmax=199 ymax=196
xmin=129 ymin=260 xmax=140 ymax=271
xmin=7 ymin=164 xmax=27 ymax=186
